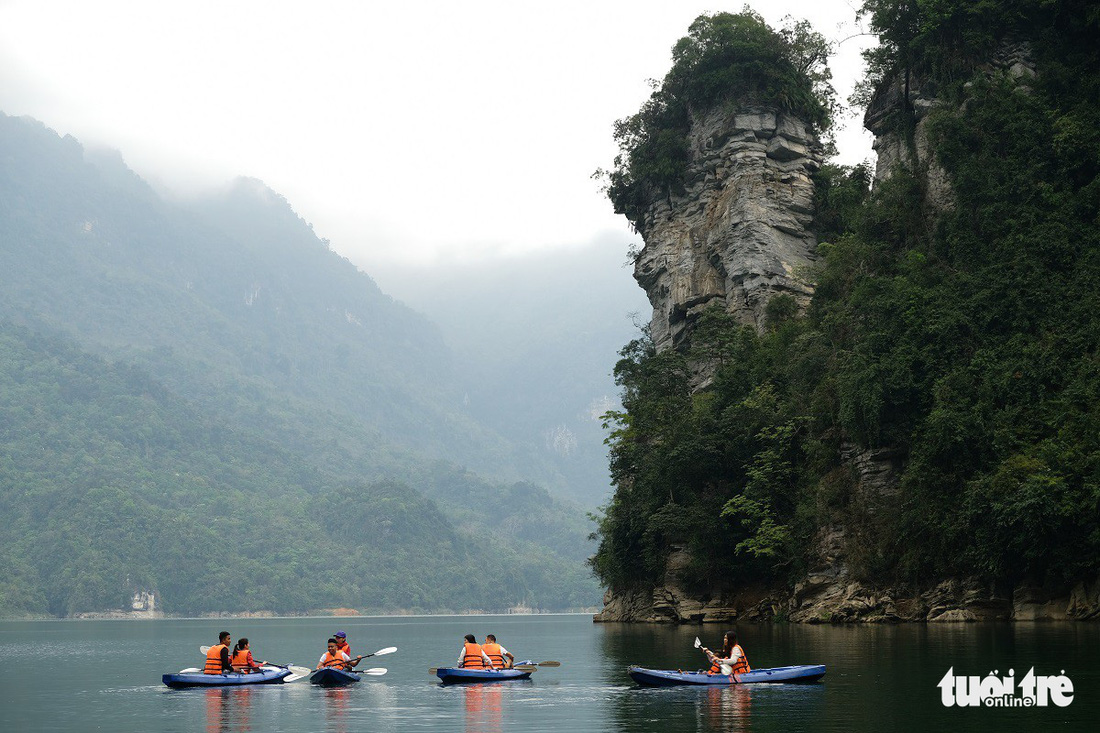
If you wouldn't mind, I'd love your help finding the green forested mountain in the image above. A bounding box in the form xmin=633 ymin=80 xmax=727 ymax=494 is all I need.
xmin=0 ymin=114 xmax=598 ymax=616
xmin=592 ymin=2 xmax=1100 ymax=600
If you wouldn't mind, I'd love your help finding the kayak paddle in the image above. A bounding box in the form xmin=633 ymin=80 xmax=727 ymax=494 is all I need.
xmin=312 ymin=667 xmax=387 ymax=677
xmin=512 ymin=661 xmax=562 ymax=671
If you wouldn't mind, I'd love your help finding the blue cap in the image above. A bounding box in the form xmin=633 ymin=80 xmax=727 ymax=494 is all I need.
xmin=335 ymin=631 xmax=346 ymax=638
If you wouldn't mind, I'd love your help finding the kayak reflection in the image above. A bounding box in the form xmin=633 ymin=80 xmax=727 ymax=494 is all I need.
xmin=323 ymin=686 xmax=351 ymax=733
xmin=203 ymin=687 xmax=251 ymax=733
xmin=702 ymin=686 xmax=752 ymax=731
xmin=463 ymin=683 xmax=503 ymax=733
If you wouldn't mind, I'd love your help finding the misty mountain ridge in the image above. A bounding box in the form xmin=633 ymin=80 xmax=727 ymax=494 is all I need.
xmin=0 ymin=111 xmax=601 ymax=615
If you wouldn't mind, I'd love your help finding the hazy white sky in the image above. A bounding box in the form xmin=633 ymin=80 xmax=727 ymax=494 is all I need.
xmin=0 ymin=0 xmax=874 ymax=272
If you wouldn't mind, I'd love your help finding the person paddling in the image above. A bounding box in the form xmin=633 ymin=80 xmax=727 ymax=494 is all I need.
xmin=458 ymin=634 xmax=495 ymax=670
xmin=204 ymin=631 xmax=234 ymax=675
xmin=701 ymin=631 xmax=750 ymax=676
xmin=230 ymin=638 xmax=266 ymax=674
xmin=482 ymin=634 xmax=514 ymax=670
xmin=317 ymin=638 xmax=352 ymax=670
xmin=316 ymin=637 xmax=365 ymax=671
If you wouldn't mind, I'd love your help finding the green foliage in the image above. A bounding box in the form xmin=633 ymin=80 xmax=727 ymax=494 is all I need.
xmin=601 ymin=11 xmax=835 ymax=223
xmin=593 ymin=0 xmax=1100 ymax=596
xmin=0 ymin=322 xmax=599 ymax=615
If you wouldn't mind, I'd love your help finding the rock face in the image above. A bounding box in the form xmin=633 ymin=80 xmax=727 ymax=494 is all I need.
xmin=629 ymin=106 xmax=823 ymax=351
xmin=594 ymin=570 xmax=1099 ymax=624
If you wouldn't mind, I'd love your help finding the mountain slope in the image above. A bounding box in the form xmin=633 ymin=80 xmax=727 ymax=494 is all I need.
xmin=0 ymin=113 xmax=599 ymax=616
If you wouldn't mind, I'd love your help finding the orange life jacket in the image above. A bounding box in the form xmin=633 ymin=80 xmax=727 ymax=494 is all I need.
xmin=462 ymin=642 xmax=486 ymax=669
xmin=231 ymin=648 xmax=253 ymax=670
xmin=204 ymin=643 xmax=229 ymax=674
xmin=335 ymin=640 xmax=350 ymax=657
xmin=709 ymin=644 xmax=750 ymax=675
xmin=321 ymin=651 xmax=347 ymax=668
xmin=483 ymin=642 xmax=505 ymax=668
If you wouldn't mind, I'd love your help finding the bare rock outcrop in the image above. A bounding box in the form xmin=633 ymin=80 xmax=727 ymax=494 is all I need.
xmin=630 ymin=106 xmax=823 ymax=350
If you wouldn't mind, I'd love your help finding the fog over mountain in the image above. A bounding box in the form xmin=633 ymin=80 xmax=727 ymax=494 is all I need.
xmin=369 ymin=239 xmax=651 ymax=506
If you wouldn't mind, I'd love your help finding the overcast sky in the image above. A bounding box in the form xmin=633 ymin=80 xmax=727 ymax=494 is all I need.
xmin=0 ymin=0 xmax=874 ymax=280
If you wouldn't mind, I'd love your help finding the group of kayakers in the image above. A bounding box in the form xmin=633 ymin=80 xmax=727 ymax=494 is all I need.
xmin=204 ymin=629 xmax=365 ymax=675
xmin=458 ymin=633 xmax=515 ymax=670
xmin=200 ymin=628 xmax=746 ymax=678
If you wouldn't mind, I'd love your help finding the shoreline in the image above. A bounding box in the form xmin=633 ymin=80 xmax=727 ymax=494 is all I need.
xmin=0 ymin=609 xmax=602 ymax=622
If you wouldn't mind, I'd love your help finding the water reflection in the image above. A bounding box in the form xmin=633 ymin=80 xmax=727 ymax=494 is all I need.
xmin=462 ymin=684 xmax=503 ymax=733
xmin=322 ymin=687 xmax=351 ymax=733
xmin=203 ymin=688 xmax=251 ymax=733
xmin=699 ymin=686 xmax=752 ymax=732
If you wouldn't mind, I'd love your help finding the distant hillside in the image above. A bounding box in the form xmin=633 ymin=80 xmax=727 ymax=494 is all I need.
xmin=0 ymin=113 xmax=599 ymax=616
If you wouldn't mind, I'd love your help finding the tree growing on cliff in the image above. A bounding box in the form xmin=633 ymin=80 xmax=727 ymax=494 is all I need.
xmin=597 ymin=10 xmax=835 ymax=225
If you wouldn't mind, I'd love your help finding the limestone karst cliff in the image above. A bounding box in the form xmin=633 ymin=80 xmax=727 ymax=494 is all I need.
xmin=594 ymin=18 xmax=1100 ymax=623
xmin=629 ymin=106 xmax=823 ymax=350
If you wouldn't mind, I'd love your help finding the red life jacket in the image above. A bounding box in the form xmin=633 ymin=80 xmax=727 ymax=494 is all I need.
xmin=335 ymin=640 xmax=351 ymax=657
xmin=462 ymin=642 xmax=486 ymax=669
xmin=204 ymin=644 xmax=229 ymax=674
xmin=482 ymin=642 xmax=505 ymax=668
xmin=709 ymin=644 xmax=750 ymax=675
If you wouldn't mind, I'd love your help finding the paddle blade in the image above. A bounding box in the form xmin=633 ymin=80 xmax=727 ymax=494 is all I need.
xmin=371 ymin=646 xmax=398 ymax=657
xmin=179 ymin=667 xmax=201 ymax=673
xmin=537 ymin=661 xmax=561 ymax=667
xmin=361 ymin=667 xmax=387 ymax=676
xmin=428 ymin=668 xmax=440 ymax=674
xmin=512 ymin=665 xmax=537 ymax=672
xmin=694 ymin=637 xmax=702 ymax=649
xmin=285 ymin=671 xmax=310 ymax=683
xmin=199 ymin=645 xmax=212 ymax=654
xmin=287 ymin=665 xmax=311 ymax=676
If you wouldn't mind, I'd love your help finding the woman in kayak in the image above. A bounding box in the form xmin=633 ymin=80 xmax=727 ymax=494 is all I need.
xmin=702 ymin=631 xmax=750 ymax=675
xmin=458 ymin=634 xmax=496 ymax=670
xmin=230 ymin=638 xmax=266 ymax=673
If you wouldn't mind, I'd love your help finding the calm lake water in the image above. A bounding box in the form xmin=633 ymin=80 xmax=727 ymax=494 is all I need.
xmin=0 ymin=614 xmax=1095 ymax=732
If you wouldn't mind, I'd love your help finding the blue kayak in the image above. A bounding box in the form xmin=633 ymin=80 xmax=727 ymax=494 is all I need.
xmin=311 ymin=667 xmax=361 ymax=686
xmin=629 ymin=665 xmax=826 ymax=687
xmin=163 ymin=666 xmax=291 ymax=688
xmin=436 ymin=665 xmax=533 ymax=684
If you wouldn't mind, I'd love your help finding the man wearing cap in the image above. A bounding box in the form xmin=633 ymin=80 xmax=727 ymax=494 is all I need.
xmin=334 ymin=631 xmax=351 ymax=658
